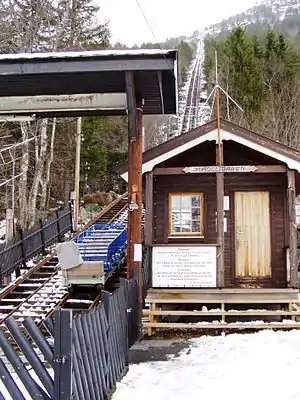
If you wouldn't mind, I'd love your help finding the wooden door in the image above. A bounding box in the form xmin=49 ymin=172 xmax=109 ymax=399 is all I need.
xmin=234 ymin=191 xmax=271 ymax=279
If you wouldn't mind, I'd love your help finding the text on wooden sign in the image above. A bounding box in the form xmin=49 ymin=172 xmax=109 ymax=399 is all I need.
xmin=183 ymin=165 xmax=258 ymax=173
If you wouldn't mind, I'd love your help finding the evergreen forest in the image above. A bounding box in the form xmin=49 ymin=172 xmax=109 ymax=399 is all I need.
xmin=204 ymin=27 xmax=300 ymax=149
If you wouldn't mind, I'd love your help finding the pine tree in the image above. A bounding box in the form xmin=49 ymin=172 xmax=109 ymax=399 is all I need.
xmin=252 ymin=35 xmax=263 ymax=59
xmin=277 ymin=33 xmax=288 ymax=59
xmin=265 ymin=29 xmax=278 ymax=60
xmin=177 ymin=41 xmax=193 ymax=83
xmin=223 ymin=27 xmax=265 ymax=117
xmin=204 ymin=28 xmax=300 ymax=150
xmin=54 ymin=0 xmax=110 ymax=50
xmin=263 ymin=30 xmax=300 ymax=93
xmin=81 ymin=117 xmax=108 ymax=194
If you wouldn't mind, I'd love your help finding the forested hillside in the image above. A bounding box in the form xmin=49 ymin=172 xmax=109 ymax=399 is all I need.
xmin=109 ymin=36 xmax=198 ymax=152
xmin=0 ymin=0 xmax=196 ymax=229
xmin=207 ymin=0 xmax=300 ymax=41
xmin=111 ymin=36 xmax=196 ymax=86
xmin=204 ymin=24 xmax=300 ymax=150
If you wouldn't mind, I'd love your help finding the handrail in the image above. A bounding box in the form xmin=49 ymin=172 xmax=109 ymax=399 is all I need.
xmin=75 ymin=223 xmax=127 ymax=272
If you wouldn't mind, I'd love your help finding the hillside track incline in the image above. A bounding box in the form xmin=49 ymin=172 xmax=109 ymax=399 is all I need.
xmin=0 ymin=193 xmax=129 ymax=329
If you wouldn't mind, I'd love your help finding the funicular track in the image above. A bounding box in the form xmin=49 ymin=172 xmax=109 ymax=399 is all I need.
xmin=180 ymin=51 xmax=203 ymax=134
xmin=0 ymin=193 xmax=129 ymax=331
xmin=179 ymin=36 xmax=208 ymax=135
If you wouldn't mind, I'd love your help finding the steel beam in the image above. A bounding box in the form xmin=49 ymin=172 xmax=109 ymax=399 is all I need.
xmin=0 ymin=93 xmax=127 ymax=114
xmin=0 ymin=58 xmax=174 ymax=76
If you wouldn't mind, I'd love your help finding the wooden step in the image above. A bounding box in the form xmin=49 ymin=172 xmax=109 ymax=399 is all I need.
xmin=144 ymin=297 xmax=300 ymax=335
xmin=143 ymin=322 xmax=300 ymax=331
xmin=146 ymin=288 xmax=300 ymax=302
xmin=145 ymin=298 xmax=300 ymax=304
xmin=143 ymin=309 xmax=300 ymax=317
xmin=148 ymin=288 xmax=299 ymax=293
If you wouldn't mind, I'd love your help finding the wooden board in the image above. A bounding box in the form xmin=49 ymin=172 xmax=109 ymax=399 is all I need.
xmin=145 ymin=298 xmax=300 ymax=304
xmin=143 ymin=310 xmax=300 ymax=317
xmin=234 ymin=191 xmax=271 ymax=279
xmin=152 ymin=172 xmax=287 ymax=288
xmin=143 ymin=322 xmax=300 ymax=330
xmin=145 ymin=288 xmax=300 ymax=301
xmin=152 ymin=165 xmax=287 ymax=175
xmin=147 ymin=288 xmax=299 ymax=294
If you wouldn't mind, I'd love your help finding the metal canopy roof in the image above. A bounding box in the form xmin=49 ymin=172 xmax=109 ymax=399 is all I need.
xmin=0 ymin=49 xmax=178 ymax=117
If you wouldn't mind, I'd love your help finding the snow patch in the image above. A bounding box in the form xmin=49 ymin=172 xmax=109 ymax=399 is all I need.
xmin=112 ymin=330 xmax=300 ymax=400
xmin=0 ymin=48 xmax=176 ymax=61
xmin=0 ymin=368 xmax=53 ymax=400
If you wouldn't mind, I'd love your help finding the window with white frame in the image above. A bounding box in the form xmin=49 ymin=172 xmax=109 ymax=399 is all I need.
xmin=169 ymin=193 xmax=204 ymax=236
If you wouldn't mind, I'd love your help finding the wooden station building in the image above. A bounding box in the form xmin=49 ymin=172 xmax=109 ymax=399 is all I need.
xmin=119 ymin=118 xmax=300 ymax=333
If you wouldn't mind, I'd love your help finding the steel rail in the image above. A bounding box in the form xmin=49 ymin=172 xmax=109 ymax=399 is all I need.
xmin=0 ymin=194 xmax=129 ymax=325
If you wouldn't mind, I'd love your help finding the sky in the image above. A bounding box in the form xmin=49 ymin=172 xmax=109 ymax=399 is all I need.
xmin=99 ymin=0 xmax=259 ymax=46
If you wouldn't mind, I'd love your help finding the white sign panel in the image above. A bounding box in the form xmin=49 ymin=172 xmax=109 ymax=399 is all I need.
xmin=134 ymin=243 xmax=142 ymax=262
xmin=224 ymin=196 xmax=230 ymax=211
xmin=183 ymin=165 xmax=257 ymax=173
xmin=152 ymin=246 xmax=217 ymax=288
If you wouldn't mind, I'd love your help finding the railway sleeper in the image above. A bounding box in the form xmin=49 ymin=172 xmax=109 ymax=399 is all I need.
xmin=0 ymin=194 xmax=131 ymax=337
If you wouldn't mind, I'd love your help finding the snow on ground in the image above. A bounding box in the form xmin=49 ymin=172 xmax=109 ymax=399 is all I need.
xmin=112 ymin=330 xmax=300 ymax=400
xmin=0 ymin=368 xmax=53 ymax=399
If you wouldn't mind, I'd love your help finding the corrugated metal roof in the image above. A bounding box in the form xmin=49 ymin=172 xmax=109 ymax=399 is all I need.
xmin=0 ymin=49 xmax=178 ymax=116
xmin=0 ymin=49 xmax=176 ymax=61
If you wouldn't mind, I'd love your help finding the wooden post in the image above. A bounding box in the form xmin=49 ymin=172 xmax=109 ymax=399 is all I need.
xmin=125 ymin=71 xmax=143 ymax=322
xmin=127 ymin=137 xmax=134 ymax=278
xmin=287 ymin=169 xmax=298 ymax=288
xmin=136 ymin=105 xmax=143 ymax=323
xmin=215 ymin=55 xmax=225 ymax=288
xmin=3 ymin=209 xmax=14 ymax=285
xmin=126 ymin=71 xmax=137 ymax=279
xmin=144 ymin=172 xmax=153 ymax=246
xmin=5 ymin=209 xmax=14 ymax=243
xmin=216 ymin=170 xmax=225 ymax=287
xmin=74 ymin=117 xmax=82 ymax=232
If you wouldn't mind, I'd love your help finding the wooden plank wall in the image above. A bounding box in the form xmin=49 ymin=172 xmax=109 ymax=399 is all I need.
xmin=153 ymin=173 xmax=287 ymax=288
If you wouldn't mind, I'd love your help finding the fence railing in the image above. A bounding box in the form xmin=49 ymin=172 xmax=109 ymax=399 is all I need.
xmin=0 ymin=313 xmax=59 ymax=399
xmin=0 ymin=203 xmax=73 ymax=280
xmin=0 ymin=277 xmax=140 ymax=399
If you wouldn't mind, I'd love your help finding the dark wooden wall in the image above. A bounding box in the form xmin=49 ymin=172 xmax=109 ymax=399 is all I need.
xmin=152 ymin=172 xmax=287 ymax=288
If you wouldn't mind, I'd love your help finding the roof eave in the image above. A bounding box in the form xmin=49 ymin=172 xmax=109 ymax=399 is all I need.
xmin=117 ymin=119 xmax=300 ymax=182
xmin=0 ymin=49 xmax=178 ymax=117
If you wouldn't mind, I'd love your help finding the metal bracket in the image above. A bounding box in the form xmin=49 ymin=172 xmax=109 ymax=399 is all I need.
xmin=53 ymin=356 xmax=67 ymax=365
xmin=128 ymin=202 xmax=139 ymax=211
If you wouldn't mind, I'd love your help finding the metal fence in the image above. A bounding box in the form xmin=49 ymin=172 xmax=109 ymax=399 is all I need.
xmin=71 ymin=278 xmax=139 ymax=399
xmin=0 ymin=277 xmax=140 ymax=400
xmin=0 ymin=312 xmax=61 ymax=399
xmin=0 ymin=204 xmax=73 ymax=280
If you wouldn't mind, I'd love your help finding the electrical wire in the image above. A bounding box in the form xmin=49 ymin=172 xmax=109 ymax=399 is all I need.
xmin=134 ymin=0 xmax=176 ymax=77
